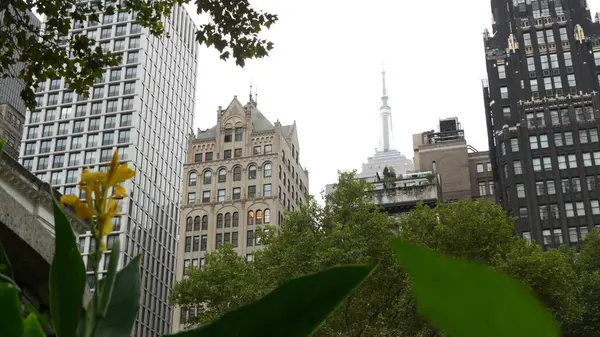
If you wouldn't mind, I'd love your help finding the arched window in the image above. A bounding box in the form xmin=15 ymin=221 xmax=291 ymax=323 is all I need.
xmin=225 ymin=212 xmax=231 ymax=227
xmin=263 ymin=163 xmax=272 ymax=177
xmin=193 ymin=216 xmax=201 ymax=231
xmin=217 ymin=213 xmax=223 ymax=228
xmin=232 ymin=212 xmax=239 ymax=227
xmin=264 ymin=209 xmax=271 ymax=224
xmin=233 ymin=166 xmax=242 ymax=181
xmin=188 ymin=171 xmax=197 ymax=186
xmin=218 ymin=168 xmax=227 ymax=183
xmin=201 ymin=215 xmax=209 ymax=230
xmin=247 ymin=210 xmax=254 ymax=225
xmin=248 ymin=165 xmax=257 ymax=179
xmin=203 ymin=170 xmax=212 ymax=184
xmin=256 ymin=210 xmax=263 ymax=225
xmin=186 ymin=217 xmax=192 ymax=231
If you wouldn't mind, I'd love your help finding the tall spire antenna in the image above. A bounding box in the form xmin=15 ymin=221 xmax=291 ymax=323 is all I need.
xmin=249 ymin=78 xmax=253 ymax=103
xmin=381 ymin=68 xmax=388 ymax=106
xmin=254 ymin=87 xmax=258 ymax=106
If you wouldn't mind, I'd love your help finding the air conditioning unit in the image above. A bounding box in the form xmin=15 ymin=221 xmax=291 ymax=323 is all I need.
xmin=543 ymin=70 xmax=551 ymax=76
xmin=529 ymin=71 xmax=537 ymax=78
xmin=556 ymin=88 xmax=563 ymax=95
xmin=533 ymin=92 xmax=540 ymax=98
xmin=567 ymin=66 xmax=574 ymax=73
xmin=552 ymin=69 xmax=560 ymax=75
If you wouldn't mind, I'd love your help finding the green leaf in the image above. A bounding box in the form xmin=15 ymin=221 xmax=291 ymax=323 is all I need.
xmin=0 ymin=242 xmax=15 ymax=283
xmin=50 ymin=203 xmax=86 ymax=337
xmin=392 ymin=238 xmax=559 ymax=337
xmin=0 ymin=284 xmax=24 ymax=337
xmin=93 ymin=255 xmax=141 ymax=337
xmin=23 ymin=304 xmax=50 ymax=331
xmin=97 ymin=240 xmax=120 ymax=317
xmin=0 ymin=138 xmax=5 ymax=154
xmin=167 ymin=265 xmax=373 ymax=337
xmin=23 ymin=314 xmax=46 ymax=337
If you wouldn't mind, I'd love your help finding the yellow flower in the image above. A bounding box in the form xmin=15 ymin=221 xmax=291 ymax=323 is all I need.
xmin=60 ymin=195 xmax=94 ymax=220
xmin=98 ymin=199 xmax=120 ymax=237
xmin=112 ymin=184 xmax=127 ymax=199
xmin=60 ymin=149 xmax=135 ymax=241
xmin=106 ymin=151 xmax=135 ymax=186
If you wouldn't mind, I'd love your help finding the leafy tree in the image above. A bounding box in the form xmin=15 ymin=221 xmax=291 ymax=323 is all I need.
xmin=170 ymin=172 xmax=593 ymax=336
xmin=1 ymin=0 xmax=278 ymax=109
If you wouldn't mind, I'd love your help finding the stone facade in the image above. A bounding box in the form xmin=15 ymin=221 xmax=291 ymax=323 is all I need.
xmin=172 ymin=96 xmax=309 ymax=331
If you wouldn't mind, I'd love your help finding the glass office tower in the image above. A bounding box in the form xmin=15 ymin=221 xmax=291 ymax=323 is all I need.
xmin=20 ymin=6 xmax=198 ymax=336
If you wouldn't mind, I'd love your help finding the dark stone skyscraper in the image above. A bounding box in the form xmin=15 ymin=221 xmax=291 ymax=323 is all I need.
xmin=482 ymin=0 xmax=600 ymax=248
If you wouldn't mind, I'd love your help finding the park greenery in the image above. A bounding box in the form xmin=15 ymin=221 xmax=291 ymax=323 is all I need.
xmin=171 ymin=171 xmax=600 ymax=336
xmin=1 ymin=0 xmax=278 ymax=109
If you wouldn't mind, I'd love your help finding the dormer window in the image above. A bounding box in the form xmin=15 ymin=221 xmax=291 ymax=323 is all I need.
xmin=224 ymin=128 xmax=233 ymax=142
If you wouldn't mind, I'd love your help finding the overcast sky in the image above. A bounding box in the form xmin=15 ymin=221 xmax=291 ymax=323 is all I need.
xmin=185 ymin=0 xmax=600 ymax=198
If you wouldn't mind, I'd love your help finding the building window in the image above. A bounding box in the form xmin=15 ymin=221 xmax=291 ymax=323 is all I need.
xmin=193 ymin=216 xmax=201 ymax=231
xmin=253 ymin=146 xmax=261 ymax=155
xmin=217 ymin=189 xmax=225 ymax=202
xmin=568 ymin=154 xmax=577 ymax=168
xmin=569 ymin=227 xmax=578 ymax=243
xmin=565 ymin=203 xmax=574 ymax=217
xmin=184 ymin=236 xmax=191 ymax=252
xmin=567 ymin=74 xmax=576 ymax=87
xmin=488 ymin=182 xmax=494 ymax=195
xmin=218 ymin=168 xmax=227 ymax=183
xmin=232 ymin=187 xmax=241 ymax=200
xmin=188 ymin=172 xmax=197 ymax=186
xmin=502 ymin=107 xmax=511 ymax=119
xmin=476 ymin=163 xmax=484 ymax=173
xmin=234 ymin=148 xmax=242 ymax=158
xmin=263 ymin=183 xmax=272 ymax=197
xmin=187 ymin=192 xmax=196 ymax=204
xmin=225 ymin=213 xmax=231 ymax=227
xmin=203 ymin=170 xmax=211 ymax=184
xmin=256 ymin=210 xmax=263 ymax=225
xmin=539 ymin=134 xmax=548 ymax=148
xmin=248 ymin=185 xmax=256 ymax=199
xmin=202 ymin=215 xmax=209 ymax=230
xmin=205 ymin=152 xmax=213 ymax=161
xmin=202 ymin=191 xmax=210 ymax=203
xmin=224 ymin=150 xmax=232 ymax=159
xmin=216 ymin=214 xmax=223 ymax=228
xmin=233 ymin=167 xmax=242 ymax=181
xmin=248 ymin=165 xmax=257 ymax=179
xmin=478 ymin=182 xmax=486 ymax=196
xmin=224 ymin=128 xmax=232 ymax=142
xmin=201 ymin=235 xmax=207 ymax=251
xmin=232 ymin=212 xmax=239 ymax=227
xmin=264 ymin=163 xmax=272 ymax=177
xmin=500 ymin=86 xmax=508 ymax=99
xmin=264 ymin=144 xmax=272 ymax=153
xmin=498 ymin=65 xmax=506 ymax=79
xmin=517 ymin=184 xmax=525 ymax=198
xmin=532 ymin=158 xmax=541 ymax=171
xmin=235 ymin=127 xmax=243 ymax=141
xmin=514 ymin=161 xmax=522 ymax=175
xmin=510 ymin=138 xmax=519 ymax=152
xmin=248 ymin=211 xmax=254 ymax=225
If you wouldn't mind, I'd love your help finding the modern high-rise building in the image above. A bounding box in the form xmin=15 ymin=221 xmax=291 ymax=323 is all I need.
xmin=0 ymin=8 xmax=41 ymax=158
xmin=19 ymin=6 xmax=198 ymax=336
xmin=482 ymin=0 xmax=600 ymax=248
xmin=172 ymin=95 xmax=309 ymax=331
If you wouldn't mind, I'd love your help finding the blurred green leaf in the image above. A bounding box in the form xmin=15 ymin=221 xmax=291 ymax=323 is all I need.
xmin=93 ymin=255 xmax=141 ymax=337
xmin=0 ymin=138 xmax=5 ymax=153
xmin=167 ymin=265 xmax=373 ymax=337
xmin=23 ymin=314 xmax=46 ymax=337
xmin=50 ymin=203 xmax=86 ymax=337
xmin=0 ymin=284 xmax=24 ymax=337
xmin=23 ymin=304 xmax=51 ymax=331
xmin=0 ymin=242 xmax=15 ymax=283
xmin=97 ymin=240 xmax=120 ymax=317
xmin=392 ymin=238 xmax=559 ymax=337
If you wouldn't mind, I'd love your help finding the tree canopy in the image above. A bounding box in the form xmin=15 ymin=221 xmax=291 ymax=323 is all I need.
xmin=170 ymin=171 xmax=600 ymax=336
xmin=1 ymin=0 xmax=277 ymax=109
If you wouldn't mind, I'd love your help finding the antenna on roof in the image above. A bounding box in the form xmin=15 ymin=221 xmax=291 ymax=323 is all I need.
xmin=249 ymin=78 xmax=253 ymax=104
xmin=254 ymin=86 xmax=258 ymax=107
